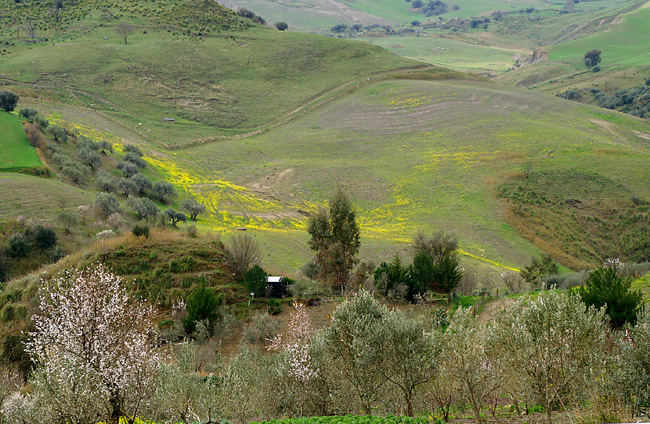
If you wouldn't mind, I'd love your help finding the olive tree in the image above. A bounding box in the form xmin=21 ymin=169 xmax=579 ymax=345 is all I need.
xmin=322 ymin=290 xmax=389 ymax=414
xmin=491 ymin=291 xmax=607 ymax=424
xmin=182 ymin=199 xmax=207 ymax=221
xmin=441 ymin=307 xmax=504 ymax=424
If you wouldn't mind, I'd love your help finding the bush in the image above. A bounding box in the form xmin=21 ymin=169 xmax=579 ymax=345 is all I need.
xmin=267 ymin=298 xmax=282 ymax=315
xmin=19 ymin=108 xmax=38 ymax=121
xmin=132 ymin=223 xmax=150 ymax=238
xmin=118 ymin=161 xmax=139 ymax=177
xmin=244 ymin=312 xmax=278 ymax=343
xmin=152 ymin=181 xmax=176 ymax=204
xmin=245 ymin=265 xmax=268 ymax=298
xmin=95 ymin=192 xmax=120 ymax=217
xmin=275 ymin=22 xmax=288 ymax=30
xmin=163 ymin=209 xmax=186 ymax=227
xmin=182 ymin=199 xmax=206 ymax=221
xmin=229 ymin=234 xmax=261 ymax=281
xmin=46 ymin=125 xmax=67 ymax=143
xmin=129 ymin=173 xmax=152 ymax=196
xmin=61 ymin=161 xmax=88 ymax=184
xmin=0 ymin=90 xmax=18 ymax=112
xmin=77 ymin=147 xmax=102 ymax=170
xmin=127 ymin=197 xmax=159 ymax=221
xmin=123 ymin=144 xmax=143 ymax=157
xmin=23 ymin=123 xmax=44 ymax=148
xmin=123 ymin=152 xmax=146 ymax=168
xmin=117 ymin=177 xmax=138 ymax=196
xmin=578 ymin=266 xmax=643 ymax=328
xmin=183 ymin=284 xmax=222 ymax=334
xmin=289 ymin=279 xmax=326 ymax=301
xmin=30 ymin=226 xmax=57 ymax=251
xmin=96 ymin=170 xmax=117 ymax=192
xmin=7 ymin=234 xmax=28 ymax=258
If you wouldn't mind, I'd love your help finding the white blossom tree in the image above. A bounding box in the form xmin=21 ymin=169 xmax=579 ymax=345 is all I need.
xmin=26 ymin=264 xmax=161 ymax=424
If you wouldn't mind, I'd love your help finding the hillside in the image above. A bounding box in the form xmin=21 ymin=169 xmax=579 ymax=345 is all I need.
xmin=0 ymin=0 xmax=648 ymax=279
xmin=0 ymin=113 xmax=41 ymax=172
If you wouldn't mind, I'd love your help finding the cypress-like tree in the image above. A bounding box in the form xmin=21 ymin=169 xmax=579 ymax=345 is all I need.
xmin=307 ymin=187 xmax=360 ymax=288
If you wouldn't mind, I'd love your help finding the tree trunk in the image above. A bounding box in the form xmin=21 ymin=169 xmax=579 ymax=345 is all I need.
xmin=110 ymin=393 xmax=121 ymax=424
xmin=405 ymin=390 xmax=414 ymax=417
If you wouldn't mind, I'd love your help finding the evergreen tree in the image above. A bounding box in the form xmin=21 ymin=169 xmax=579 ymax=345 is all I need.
xmin=578 ymin=266 xmax=642 ymax=328
xmin=307 ymin=188 xmax=360 ymax=288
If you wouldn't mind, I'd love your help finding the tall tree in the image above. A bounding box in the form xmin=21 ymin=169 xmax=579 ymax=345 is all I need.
xmin=307 ymin=188 xmax=360 ymax=288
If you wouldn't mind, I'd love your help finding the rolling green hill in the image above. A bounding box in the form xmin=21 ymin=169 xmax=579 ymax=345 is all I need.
xmin=0 ymin=0 xmax=648 ymax=280
xmin=0 ymin=113 xmax=42 ymax=171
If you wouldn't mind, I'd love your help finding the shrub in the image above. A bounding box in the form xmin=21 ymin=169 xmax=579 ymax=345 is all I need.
xmin=98 ymin=140 xmax=113 ymax=153
xmin=132 ymin=223 xmax=150 ymax=238
xmin=7 ymin=234 xmax=28 ymax=258
xmin=123 ymin=144 xmax=143 ymax=157
xmin=267 ymin=298 xmax=282 ymax=315
xmin=95 ymin=192 xmax=120 ymax=217
xmin=289 ymin=279 xmax=326 ymax=300
xmin=584 ymin=49 xmax=602 ymax=68
xmin=578 ymin=266 xmax=643 ymax=328
xmin=152 ymin=181 xmax=176 ymax=204
xmin=19 ymin=108 xmax=38 ymax=121
xmin=185 ymin=224 xmax=198 ymax=238
xmin=182 ymin=199 xmax=206 ymax=221
xmin=123 ymin=152 xmax=147 ymax=168
xmin=129 ymin=173 xmax=152 ymax=196
xmin=183 ymin=284 xmax=222 ymax=334
xmin=118 ymin=161 xmax=139 ymax=177
xmin=46 ymin=125 xmax=67 ymax=143
xmin=117 ymin=177 xmax=138 ymax=196
xmin=127 ymin=197 xmax=159 ymax=221
xmin=30 ymin=226 xmax=57 ymax=250
xmin=96 ymin=170 xmax=117 ymax=192
xmin=275 ymin=22 xmax=288 ymax=30
xmin=96 ymin=229 xmax=116 ymax=240
xmin=23 ymin=123 xmax=44 ymax=148
xmin=0 ymin=90 xmax=18 ymax=112
xmin=244 ymin=312 xmax=278 ymax=343
xmin=77 ymin=146 xmax=102 ymax=170
xmin=245 ymin=265 xmax=268 ymax=297
xmin=61 ymin=161 xmax=88 ymax=184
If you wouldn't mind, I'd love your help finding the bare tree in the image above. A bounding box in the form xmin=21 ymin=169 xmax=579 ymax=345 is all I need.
xmin=229 ymin=234 xmax=261 ymax=280
xmin=115 ymin=22 xmax=134 ymax=45
xmin=26 ymin=264 xmax=161 ymax=424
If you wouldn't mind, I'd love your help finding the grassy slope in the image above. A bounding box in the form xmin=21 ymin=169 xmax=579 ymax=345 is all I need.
xmin=0 ymin=113 xmax=41 ymax=171
xmin=1 ymin=27 xmax=417 ymax=148
xmin=0 ymin=173 xmax=94 ymax=222
xmin=164 ymin=79 xmax=650 ymax=272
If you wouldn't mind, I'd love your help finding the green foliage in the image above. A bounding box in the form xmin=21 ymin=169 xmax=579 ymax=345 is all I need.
xmin=182 ymin=199 xmax=206 ymax=221
xmin=374 ymin=255 xmax=411 ymax=298
xmin=520 ymin=254 xmax=559 ymax=287
xmin=153 ymin=181 xmax=176 ymax=204
xmin=584 ymin=49 xmax=602 ymax=68
xmin=432 ymin=251 xmax=462 ymax=292
xmin=19 ymin=108 xmax=38 ymax=121
xmin=163 ymin=209 xmax=186 ymax=227
xmin=308 ymin=188 xmax=360 ymax=287
xmin=132 ymin=223 xmax=150 ymax=238
xmin=46 ymin=125 xmax=68 ymax=143
xmin=183 ymin=284 xmax=222 ymax=334
xmin=127 ymin=197 xmax=159 ymax=221
xmin=275 ymin=22 xmax=288 ymax=31
xmin=245 ymin=265 xmax=268 ymax=298
xmin=95 ymin=192 xmax=120 ymax=217
xmin=578 ymin=266 xmax=643 ymax=328
xmin=267 ymin=298 xmax=282 ymax=315
xmin=0 ymin=91 xmax=19 ymax=112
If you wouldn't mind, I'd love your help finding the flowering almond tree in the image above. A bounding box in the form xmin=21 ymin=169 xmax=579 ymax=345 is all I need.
xmin=268 ymin=300 xmax=318 ymax=384
xmin=26 ymin=264 xmax=161 ymax=424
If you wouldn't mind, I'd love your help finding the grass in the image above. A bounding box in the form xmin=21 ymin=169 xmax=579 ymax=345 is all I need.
xmin=0 ymin=172 xmax=94 ymax=222
xmin=0 ymin=25 xmax=417 ymax=148
xmin=548 ymin=5 xmax=650 ymax=70
xmin=0 ymin=112 xmax=41 ymax=171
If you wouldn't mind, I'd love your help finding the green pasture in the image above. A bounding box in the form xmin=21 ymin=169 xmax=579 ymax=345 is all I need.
xmin=171 ymin=79 xmax=649 ymax=272
xmin=0 ymin=112 xmax=41 ymax=171
xmin=366 ymin=35 xmax=523 ymax=72
xmin=0 ymin=26 xmax=416 ymax=148
xmin=549 ymin=5 xmax=650 ymax=69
